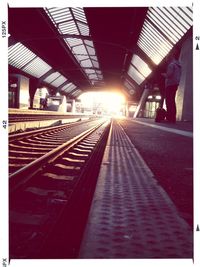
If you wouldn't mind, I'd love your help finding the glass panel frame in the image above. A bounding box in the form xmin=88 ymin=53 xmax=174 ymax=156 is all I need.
xmin=44 ymin=7 xmax=103 ymax=83
xmin=128 ymin=64 xmax=145 ymax=85
xmin=22 ymin=57 xmax=52 ymax=78
xmin=147 ymin=12 xmax=179 ymax=43
xmin=168 ymin=7 xmax=191 ymax=29
xmin=43 ymin=72 xmax=61 ymax=84
xmin=137 ymin=6 xmax=192 ymax=65
xmin=9 ymin=42 xmax=54 ymax=79
xmin=8 ymin=43 xmax=36 ymax=69
xmin=60 ymin=82 xmax=77 ymax=93
xmin=131 ymin=54 xmax=152 ymax=78
xmin=50 ymin=75 xmax=67 ymax=87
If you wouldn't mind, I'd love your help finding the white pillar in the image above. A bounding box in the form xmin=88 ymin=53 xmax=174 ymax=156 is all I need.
xmin=134 ymin=89 xmax=150 ymax=118
xmin=71 ymin=99 xmax=76 ymax=113
xmin=125 ymin=103 xmax=129 ymax=117
xmin=58 ymin=96 xmax=67 ymax=113
xmin=176 ymin=34 xmax=193 ymax=121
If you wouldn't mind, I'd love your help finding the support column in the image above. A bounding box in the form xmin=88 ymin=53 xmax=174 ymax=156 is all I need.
xmin=133 ymin=88 xmax=150 ymax=118
xmin=10 ymin=74 xmax=30 ymax=109
xmin=125 ymin=103 xmax=129 ymax=117
xmin=176 ymin=34 xmax=193 ymax=121
xmin=58 ymin=96 xmax=67 ymax=113
xmin=29 ymin=79 xmax=38 ymax=109
xmin=71 ymin=99 xmax=76 ymax=113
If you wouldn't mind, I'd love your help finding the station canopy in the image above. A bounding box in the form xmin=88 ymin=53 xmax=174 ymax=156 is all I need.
xmin=8 ymin=6 xmax=192 ymax=100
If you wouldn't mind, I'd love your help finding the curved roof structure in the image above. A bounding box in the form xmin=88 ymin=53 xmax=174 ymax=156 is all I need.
xmin=8 ymin=7 xmax=192 ymax=100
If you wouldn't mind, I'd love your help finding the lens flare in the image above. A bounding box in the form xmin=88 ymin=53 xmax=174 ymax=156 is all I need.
xmin=78 ymin=91 xmax=126 ymax=116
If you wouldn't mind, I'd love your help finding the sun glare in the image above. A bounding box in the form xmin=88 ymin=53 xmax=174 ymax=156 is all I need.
xmin=78 ymin=91 xmax=126 ymax=117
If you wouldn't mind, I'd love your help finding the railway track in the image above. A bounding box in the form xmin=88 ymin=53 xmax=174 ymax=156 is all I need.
xmin=9 ymin=118 xmax=111 ymax=259
xmin=9 ymin=118 xmax=103 ymax=175
xmin=9 ymin=113 xmax=93 ymax=123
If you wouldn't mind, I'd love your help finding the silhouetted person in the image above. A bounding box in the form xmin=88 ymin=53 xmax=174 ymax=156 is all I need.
xmin=162 ymin=51 xmax=181 ymax=123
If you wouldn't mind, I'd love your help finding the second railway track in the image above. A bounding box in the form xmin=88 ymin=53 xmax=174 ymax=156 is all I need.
xmin=9 ymin=118 xmax=111 ymax=259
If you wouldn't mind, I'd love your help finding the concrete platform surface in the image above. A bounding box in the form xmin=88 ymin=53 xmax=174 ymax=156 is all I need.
xmin=79 ymin=119 xmax=193 ymax=259
xmin=121 ymin=118 xmax=193 ymax=227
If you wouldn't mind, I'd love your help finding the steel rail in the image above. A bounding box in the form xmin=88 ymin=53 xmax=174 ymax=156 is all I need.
xmin=38 ymin=119 xmax=112 ymax=258
xmin=9 ymin=119 xmax=109 ymax=193
xmin=9 ymin=118 xmax=95 ymax=142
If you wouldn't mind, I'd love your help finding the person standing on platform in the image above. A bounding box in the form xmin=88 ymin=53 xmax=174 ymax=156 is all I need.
xmin=162 ymin=51 xmax=182 ymax=123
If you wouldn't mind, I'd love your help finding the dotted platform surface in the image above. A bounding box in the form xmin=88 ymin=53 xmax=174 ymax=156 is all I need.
xmin=79 ymin=120 xmax=193 ymax=259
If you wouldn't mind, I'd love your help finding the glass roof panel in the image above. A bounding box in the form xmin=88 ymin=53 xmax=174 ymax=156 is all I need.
xmin=43 ymin=72 xmax=61 ymax=84
xmin=138 ymin=37 xmax=157 ymax=54
xmin=72 ymin=7 xmax=87 ymax=23
xmin=85 ymin=69 xmax=95 ymax=74
xmin=128 ymin=65 xmax=145 ymax=85
xmin=44 ymin=8 xmax=72 ymax=24
xmin=8 ymin=42 xmax=36 ymax=69
xmin=72 ymin=44 xmax=87 ymax=55
xmin=60 ymin=82 xmax=77 ymax=93
xmin=139 ymin=34 xmax=167 ymax=61
xmin=137 ymin=6 xmax=192 ymax=65
xmin=81 ymin=59 xmax=93 ymax=68
xmin=96 ymin=70 xmax=102 ymax=75
xmin=88 ymin=73 xmax=98 ymax=80
xmin=48 ymin=8 xmax=71 ymax=16
xmin=59 ymin=21 xmax=79 ymax=35
xmin=75 ymin=54 xmax=88 ymax=61
xmin=84 ymin=40 xmax=93 ymax=47
xmin=66 ymin=38 xmax=83 ymax=47
xmin=86 ymin=45 xmax=95 ymax=56
xmin=22 ymin=57 xmax=52 ymax=78
xmin=45 ymin=7 xmax=103 ymax=83
xmin=154 ymin=8 xmax=184 ymax=36
xmin=157 ymin=7 xmax=186 ymax=33
xmin=144 ymin=21 xmax=173 ymax=50
xmin=70 ymin=89 xmax=82 ymax=97
xmin=92 ymin=61 xmax=99 ymax=69
xmin=138 ymin=45 xmax=163 ymax=65
xmin=131 ymin=55 xmax=152 ymax=78
xmin=168 ymin=7 xmax=191 ymax=29
xmin=140 ymin=33 xmax=168 ymax=58
xmin=9 ymin=42 xmax=53 ymax=79
xmin=50 ymin=75 xmax=67 ymax=87
xmin=149 ymin=10 xmax=181 ymax=41
xmin=77 ymin=22 xmax=89 ymax=35
xmin=138 ymin=36 xmax=168 ymax=65
xmin=147 ymin=12 xmax=179 ymax=43
xmin=52 ymin=15 xmax=71 ymax=24
xmin=97 ymin=74 xmax=103 ymax=79
xmin=178 ymin=7 xmax=193 ymax=24
xmin=140 ymin=30 xmax=168 ymax=57
xmin=90 ymin=55 xmax=98 ymax=61
xmin=137 ymin=39 xmax=155 ymax=57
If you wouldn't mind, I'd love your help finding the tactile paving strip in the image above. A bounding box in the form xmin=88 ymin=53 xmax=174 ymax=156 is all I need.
xmin=79 ymin=120 xmax=193 ymax=259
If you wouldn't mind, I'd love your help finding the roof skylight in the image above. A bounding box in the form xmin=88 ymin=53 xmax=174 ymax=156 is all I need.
xmin=60 ymin=82 xmax=77 ymax=93
xmin=137 ymin=6 xmax=192 ymax=65
xmin=8 ymin=42 xmax=52 ymax=78
xmin=8 ymin=42 xmax=77 ymax=93
xmin=131 ymin=55 xmax=152 ymax=78
xmin=44 ymin=7 xmax=103 ymax=84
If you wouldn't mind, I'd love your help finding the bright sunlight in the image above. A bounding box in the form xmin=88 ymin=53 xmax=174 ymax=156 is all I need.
xmin=78 ymin=91 xmax=126 ymax=117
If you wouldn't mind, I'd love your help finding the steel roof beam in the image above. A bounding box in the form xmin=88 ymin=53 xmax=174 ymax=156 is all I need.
xmin=61 ymin=33 xmax=92 ymax=41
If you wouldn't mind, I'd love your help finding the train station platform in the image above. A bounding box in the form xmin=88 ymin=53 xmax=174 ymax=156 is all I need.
xmin=8 ymin=109 xmax=91 ymax=133
xmin=79 ymin=118 xmax=193 ymax=259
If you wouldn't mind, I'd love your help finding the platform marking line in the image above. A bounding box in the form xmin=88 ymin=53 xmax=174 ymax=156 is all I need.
xmin=132 ymin=119 xmax=193 ymax=138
